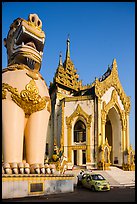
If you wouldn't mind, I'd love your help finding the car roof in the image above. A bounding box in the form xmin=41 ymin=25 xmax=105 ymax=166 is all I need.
xmin=83 ymin=172 xmax=98 ymax=175
xmin=83 ymin=172 xmax=105 ymax=177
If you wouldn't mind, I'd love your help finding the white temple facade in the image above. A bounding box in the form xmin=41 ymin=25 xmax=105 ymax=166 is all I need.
xmin=47 ymin=38 xmax=134 ymax=170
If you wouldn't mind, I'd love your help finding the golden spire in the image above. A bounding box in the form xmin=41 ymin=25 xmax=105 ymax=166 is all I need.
xmin=111 ymin=58 xmax=118 ymax=76
xmin=112 ymin=58 xmax=117 ymax=70
xmin=65 ymin=34 xmax=70 ymax=61
xmin=59 ymin=51 xmax=63 ymax=66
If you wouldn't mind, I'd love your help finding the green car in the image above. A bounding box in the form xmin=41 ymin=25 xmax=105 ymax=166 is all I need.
xmin=81 ymin=173 xmax=110 ymax=191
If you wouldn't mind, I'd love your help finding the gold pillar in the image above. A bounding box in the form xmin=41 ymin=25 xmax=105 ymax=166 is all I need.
xmin=101 ymin=107 xmax=106 ymax=145
xmin=126 ymin=114 xmax=130 ymax=149
xmin=61 ymin=101 xmax=65 ymax=148
xmin=101 ymin=120 xmax=106 ymax=145
xmin=121 ymin=113 xmax=127 ymax=166
xmin=86 ymin=124 xmax=91 ymax=163
xmin=122 ymin=129 xmax=126 ymax=150
xmin=121 ymin=112 xmax=127 ymax=164
xmin=98 ymin=98 xmax=102 ymax=146
xmin=67 ymin=124 xmax=72 ymax=163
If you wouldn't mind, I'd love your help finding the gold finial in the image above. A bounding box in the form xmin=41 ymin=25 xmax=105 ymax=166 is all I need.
xmin=66 ymin=34 xmax=70 ymax=60
xmin=59 ymin=51 xmax=63 ymax=66
xmin=112 ymin=58 xmax=117 ymax=69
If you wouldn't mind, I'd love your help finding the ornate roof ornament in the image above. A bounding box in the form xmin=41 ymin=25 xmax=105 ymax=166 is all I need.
xmin=65 ymin=35 xmax=70 ymax=61
xmin=59 ymin=51 xmax=63 ymax=66
xmin=51 ymin=37 xmax=82 ymax=91
xmin=95 ymin=58 xmax=130 ymax=114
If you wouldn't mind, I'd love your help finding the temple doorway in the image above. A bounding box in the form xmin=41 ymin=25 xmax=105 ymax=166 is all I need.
xmin=105 ymin=107 xmax=122 ymax=165
xmin=105 ymin=117 xmax=112 ymax=162
xmin=74 ymin=150 xmax=77 ymax=165
xmin=82 ymin=150 xmax=86 ymax=164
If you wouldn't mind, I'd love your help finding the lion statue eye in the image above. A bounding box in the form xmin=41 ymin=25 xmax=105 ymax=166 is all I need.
xmin=15 ymin=20 xmax=20 ymax=26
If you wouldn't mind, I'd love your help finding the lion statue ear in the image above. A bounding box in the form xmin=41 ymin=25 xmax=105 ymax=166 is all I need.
xmin=3 ymin=38 xmax=7 ymax=48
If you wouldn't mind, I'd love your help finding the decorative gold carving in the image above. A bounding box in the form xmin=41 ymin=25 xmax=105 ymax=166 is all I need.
xmin=57 ymin=92 xmax=67 ymax=101
xmin=2 ymin=64 xmax=27 ymax=73
xmin=95 ymin=59 xmax=130 ymax=114
xmin=2 ymin=80 xmax=50 ymax=116
xmin=51 ymin=54 xmax=82 ymax=91
xmin=47 ymin=99 xmax=51 ymax=113
xmin=71 ymin=145 xmax=86 ymax=150
xmin=99 ymin=138 xmax=112 ymax=170
xmin=66 ymin=104 xmax=92 ymax=126
xmin=101 ymin=109 xmax=106 ymax=124
xmin=122 ymin=145 xmax=135 ymax=171
xmin=100 ymin=88 xmax=129 ymax=167
xmin=101 ymin=138 xmax=111 ymax=151
xmin=65 ymin=95 xmax=93 ymax=102
xmin=2 ymin=89 xmax=7 ymax=99
xmin=101 ymin=89 xmax=127 ymax=131
xmin=127 ymin=144 xmax=135 ymax=165
xmin=2 ymin=174 xmax=74 ymax=181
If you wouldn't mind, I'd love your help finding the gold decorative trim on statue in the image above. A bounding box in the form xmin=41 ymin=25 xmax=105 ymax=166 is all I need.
xmin=2 ymin=79 xmax=51 ymax=116
xmin=2 ymin=64 xmax=47 ymax=83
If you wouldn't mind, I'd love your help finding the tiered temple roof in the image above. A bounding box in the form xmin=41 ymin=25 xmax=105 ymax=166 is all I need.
xmin=50 ymin=37 xmax=82 ymax=91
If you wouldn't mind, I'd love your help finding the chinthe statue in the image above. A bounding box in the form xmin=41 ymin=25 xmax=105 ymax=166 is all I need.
xmin=2 ymin=14 xmax=51 ymax=174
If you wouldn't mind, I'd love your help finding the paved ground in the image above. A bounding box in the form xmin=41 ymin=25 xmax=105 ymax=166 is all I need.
xmin=64 ymin=166 xmax=135 ymax=188
xmin=3 ymin=186 xmax=135 ymax=202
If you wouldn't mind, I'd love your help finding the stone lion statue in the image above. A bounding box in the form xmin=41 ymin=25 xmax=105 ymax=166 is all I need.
xmin=2 ymin=14 xmax=51 ymax=174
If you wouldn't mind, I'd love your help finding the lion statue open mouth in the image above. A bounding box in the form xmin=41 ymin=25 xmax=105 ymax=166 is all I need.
xmin=4 ymin=13 xmax=45 ymax=72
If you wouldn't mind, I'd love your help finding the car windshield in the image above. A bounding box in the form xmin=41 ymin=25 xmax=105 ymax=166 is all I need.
xmin=91 ymin=174 xmax=105 ymax=180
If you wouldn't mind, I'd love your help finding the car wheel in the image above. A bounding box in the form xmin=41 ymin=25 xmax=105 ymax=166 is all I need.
xmin=91 ymin=185 xmax=96 ymax=192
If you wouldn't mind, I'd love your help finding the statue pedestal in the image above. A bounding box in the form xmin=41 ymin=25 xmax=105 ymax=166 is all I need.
xmin=2 ymin=174 xmax=74 ymax=199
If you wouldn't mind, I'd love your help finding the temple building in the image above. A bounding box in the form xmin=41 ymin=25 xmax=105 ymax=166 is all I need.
xmin=47 ymin=37 xmax=134 ymax=170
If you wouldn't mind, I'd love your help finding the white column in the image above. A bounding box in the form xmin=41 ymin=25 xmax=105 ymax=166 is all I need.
xmin=77 ymin=150 xmax=82 ymax=166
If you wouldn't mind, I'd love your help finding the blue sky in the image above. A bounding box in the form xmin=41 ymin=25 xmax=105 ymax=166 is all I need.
xmin=2 ymin=2 xmax=135 ymax=150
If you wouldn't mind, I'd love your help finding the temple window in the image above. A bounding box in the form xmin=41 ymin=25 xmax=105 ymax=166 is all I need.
xmin=74 ymin=120 xmax=86 ymax=143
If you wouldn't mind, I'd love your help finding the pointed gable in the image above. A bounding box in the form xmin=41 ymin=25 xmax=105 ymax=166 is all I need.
xmin=95 ymin=59 xmax=130 ymax=113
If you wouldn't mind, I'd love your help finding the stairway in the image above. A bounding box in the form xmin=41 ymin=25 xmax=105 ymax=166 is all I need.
xmin=105 ymin=166 xmax=135 ymax=186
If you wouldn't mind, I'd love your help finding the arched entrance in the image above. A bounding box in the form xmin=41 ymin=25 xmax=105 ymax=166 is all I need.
xmin=66 ymin=104 xmax=92 ymax=169
xmin=73 ymin=120 xmax=86 ymax=166
xmin=105 ymin=117 xmax=112 ymax=162
xmin=105 ymin=107 xmax=122 ymax=165
xmin=74 ymin=120 xmax=86 ymax=143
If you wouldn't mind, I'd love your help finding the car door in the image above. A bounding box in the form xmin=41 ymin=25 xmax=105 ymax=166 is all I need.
xmin=85 ymin=175 xmax=92 ymax=189
xmin=81 ymin=174 xmax=86 ymax=187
